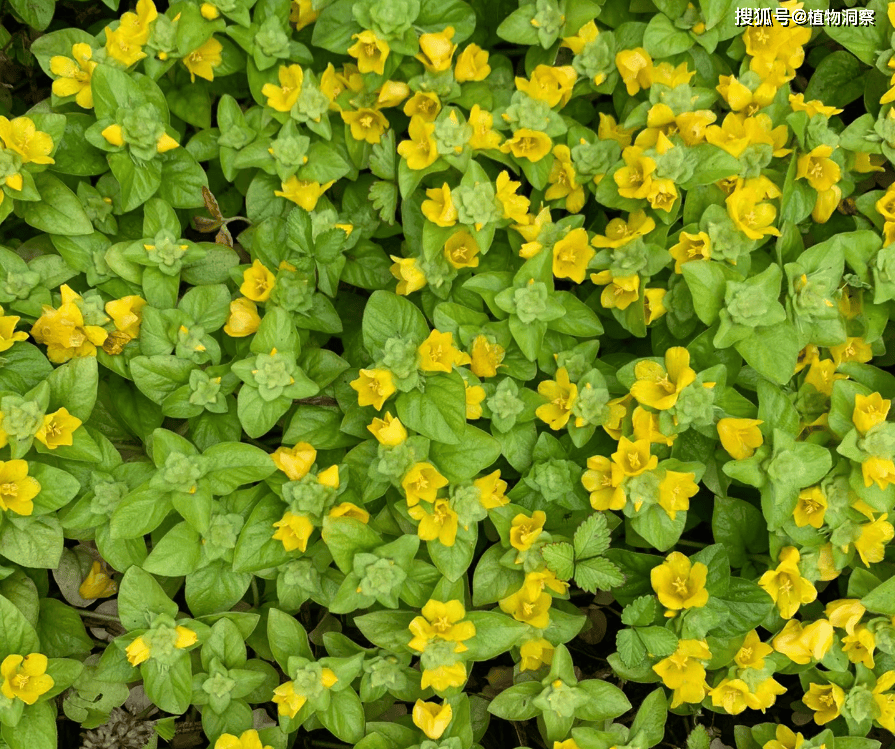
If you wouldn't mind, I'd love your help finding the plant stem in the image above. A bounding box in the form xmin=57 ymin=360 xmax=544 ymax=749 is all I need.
xmin=78 ymin=610 xmax=120 ymax=623
xmin=674 ymin=539 xmax=708 ymax=549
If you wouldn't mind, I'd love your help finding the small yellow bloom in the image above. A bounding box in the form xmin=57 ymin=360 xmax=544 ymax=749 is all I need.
xmin=409 ymin=600 xmax=475 ymax=653
xmin=402 ymin=462 xmax=449 ymax=506
xmin=519 ymin=638 xmax=554 ymax=671
xmin=630 ymin=347 xmax=696 ymax=411
xmin=657 ymin=470 xmax=698 ymax=520
xmin=551 ymin=228 xmax=594 ymax=283
xmin=614 ymin=146 xmax=655 ymax=200
xmin=34 ymin=407 xmax=81 ymax=450
xmin=516 ymin=65 xmax=577 ymax=108
xmin=214 ymin=729 xmax=274 ymax=749
xmin=455 ymin=44 xmax=490 ymax=82
xmin=416 ymin=27 xmax=456 ymax=73
xmin=183 ymin=37 xmax=223 ymax=83
xmin=510 ymin=510 xmax=546 ymax=553
xmin=612 ymin=436 xmax=657 ymax=478
xmin=274 ymin=177 xmax=335 ymax=211
xmin=441 ymin=230 xmax=480 ymax=270
xmin=404 ymin=92 xmax=442 ymax=121
xmin=825 ymin=599 xmax=866 ymax=635
xmin=652 ymin=639 xmax=711 ymax=708
xmin=368 ymin=412 xmax=407 ymax=446
xmin=408 ymin=497 xmax=457 ymax=546
xmin=348 ymin=30 xmax=390 ymax=74
xmin=272 ymin=511 xmax=314 ymax=552
xmin=789 ymin=93 xmax=842 ymax=118
xmin=239 ymin=260 xmax=276 ymax=302
xmin=105 ymin=295 xmax=146 ymax=339
xmin=50 ymin=43 xmax=97 ymax=109
xmin=831 ymin=337 xmax=872 ymax=368
xmin=375 ymin=80 xmax=410 ymax=108
xmin=0 ymin=307 xmax=28 ymax=352
xmin=412 ymin=700 xmax=453 ymax=740
xmin=0 ymin=654 xmax=54 ymax=705
xmin=650 ymin=551 xmax=709 ymax=615
xmin=591 ymin=211 xmax=655 ymax=249
xmin=764 ymin=725 xmax=805 ymax=749
xmin=545 ymin=145 xmax=585 ymax=213
xmin=341 ymin=108 xmax=390 ymax=144
xmin=272 ymin=441 xmax=316 ymax=481
xmin=475 ymin=470 xmax=508 ymax=510
xmin=853 ymin=392 xmax=890 ymax=435
xmin=420 ymin=662 xmax=466 ymax=691
xmin=350 ymin=369 xmax=396 ymax=410
xmin=591 ymin=271 xmax=640 ymax=310
xmin=327 ymin=502 xmax=370 ymax=523
xmin=398 ymin=116 xmax=439 ymax=170
xmin=223 ymin=297 xmax=261 ymax=338
xmin=562 ymin=19 xmax=599 ymax=55
xmin=0 ymin=459 xmax=40 ymax=516
xmin=804 ymin=682 xmax=845 ymax=725
xmin=262 ymin=65 xmax=304 ymax=113
xmin=494 ymin=170 xmax=528 ymax=222
xmin=793 ymin=485 xmax=826 ymax=529
xmin=615 ymin=48 xmax=653 ymax=95
xmin=842 ymin=625 xmax=876 ymax=668
xmin=734 ymin=630 xmax=773 ymax=670
xmin=469 ymin=335 xmax=504 ymax=378
xmin=597 ymin=113 xmax=634 ymax=147
xmin=465 ymin=381 xmax=485 ymax=420
xmin=862 ymin=457 xmax=895 ymax=491
xmin=772 ymin=618 xmax=834 ymax=665
xmin=499 ymin=582 xmax=552 ymax=628
xmin=726 ymin=186 xmax=780 ymax=240
xmin=500 ymin=128 xmax=552 ymax=162
xmin=582 ymin=455 xmax=625 ymax=511
xmin=796 ymin=145 xmax=841 ymax=192
xmin=290 ymin=0 xmax=319 ymax=31
xmin=418 ymin=329 xmax=468 ymax=372
xmin=668 ymin=231 xmax=711 ymax=273
xmin=0 ymin=117 xmax=54 ymax=165
xmin=536 ymin=367 xmax=578 ymax=430
xmin=853 ymin=514 xmax=895 ymax=564
xmin=758 ymin=547 xmax=817 ymax=619
xmin=273 ymin=680 xmax=307 ymax=718
xmin=647 ymin=178 xmax=677 ymax=212
xmin=422 ymin=183 xmax=458 ymax=227
xmin=803 ymin=357 xmax=847 ymax=396
xmin=78 ymin=560 xmax=117 ymax=599
xmin=708 ymin=678 xmax=758 ymax=715
xmin=390 ymin=255 xmax=427 ymax=295
xmin=644 ymin=288 xmax=667 ymax=324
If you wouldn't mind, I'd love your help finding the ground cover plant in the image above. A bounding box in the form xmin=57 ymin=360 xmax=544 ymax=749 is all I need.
xmin=1 ymin=0 xmax=895 ymax=747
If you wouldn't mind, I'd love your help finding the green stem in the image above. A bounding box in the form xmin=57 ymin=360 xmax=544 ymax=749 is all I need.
xmin=78 ymin=610 xmax=120 ymax=623
xmin=251 ymin=577 xmax=260 ymax=609
xmin=674 ymin=539 xmax=708 ymax=549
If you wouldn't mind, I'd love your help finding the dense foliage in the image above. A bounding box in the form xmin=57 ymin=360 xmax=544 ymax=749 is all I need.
xmin=0 ymin=0 xmax=895 ymax=748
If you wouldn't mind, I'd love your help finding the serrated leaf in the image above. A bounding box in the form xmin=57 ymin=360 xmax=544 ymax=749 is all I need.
xmin=574 ymin=556 xmax=625 ymax=593
xmin=686 ymin=725 xmax=711 ymax=749
xmin=541 ymin=542 xmax=574 ymax=581
xmin=369 ymin=181 xmax=397 ymax=224
xmin=615 ymin=628 xmax=646 ymax=668
xmin=621 ymin=595 xmax=659 ymax=627
xmin=573 ymin=512 xmax=611 ymax=560
xmin=370 ymin=130 xmax=396 ymax=179
xmin=637 ymin=626 xmax=678 ymax=657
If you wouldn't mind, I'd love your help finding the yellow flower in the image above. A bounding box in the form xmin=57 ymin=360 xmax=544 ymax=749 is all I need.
xmin=615 ymin=48 xmax=653 ymax=95
xmin=50 ymin=43 xmax=97 ymax=109
xmin=290 ymin=0 xmax=318 ymax=30
xmin=842 ymin=625 xmax=876 ymax=668
xmin=668 ymin=231 xmax=711 ymax=273
xmin=348 ymin=30 xmax=389 ymax=74
xmin=853 ymin=514 xmax=895 ymax=564
xmin=465 ymin=105 xmax=501 ymax=151
xmin=368 ymin=413 xmax=407 ymax=446
xmin=764 ymin=725 xmax=805 ymax=749
xmin=630 ymin=347 xmax=696 ymax=411
xmin=262 ymin=65 xmax=304 ymax=112
xmin=536 ymin=367 xmax=577 ymax=429
xmin=404 ymin=92 xmax=441 ymax=121
xmin=183 ymin=36 xmax=222 ymax=82
xmin=223 ymin=297 xmax=261 ymax=338
xmin=519 ymin=638 xmax=554 ymax=671
xmin=390 ymin=255 xmax=427 ymax=295
xmin=510 ymin=510 xmax=546 ymax=553
xmin=758 ymin=547 xmax=817 ymax=619
xmin=375 ymin=80 xmax=410 ymax=108
xmin=816 ymin=543 xmax=842 ymax=581
xmin=611 ymin=436 xmax=657 ymax=478
xmin=272 ymin=511 xmax=314 ymax=552
xmin=30 ymin=288 xmax=108 ymax=363
xmin=545 ymin=145 xmax=585 ymax=213
xmin=465 ymin=381 xmax=485 ymax=420
xmin=469 ymin=335 xmax=505 ymax=378
xmin=0 ymin=459 xmax=38 ymax=517
xmin=644 ymin=288 xmax=667 ymax=325
xmin=416 ymin=27 xmax=456 ymax=73
xmin=772 ymin=619 xmax=834 ymax=665
xmin=551 ymin=228 xmax=593 ymax=283
xmin=650 ymin=551 xmax=709 ymax=615
xmin=105 ymin=295 xmax=146 ymax=340
xmin=272 ymin=681 xmax=306 ymax=718
xmin=0 ymin=116 xmax=54 ymax=165
xmin=126 ymin=625 xmax=194 ymax=668
xmin=402 ymin=462 xmax=449 ymax=506
xmin=562 ymin=19 xmax=599 ymax=55
xmin=632 ymin=406 xmax=675 ymax=447
xmin=398 ymin=116 xmax=439 ymax=170
xmin=78 ymin=560 xmax=117 ymax=599
xmin=708 ymin=678 xmax=757 ymax=715
xmin=789 ymin=93 xmax=842 ymax=118
xmin=796 ymin=145 xmax=840 ymax=192
xmin=734 ymin=630 xmax=773 ymax=670
xmin=272 ymin=441 xmax=316 ymax=481
xmin=409 ymin=499 xmax=458 ymax=545
xmin=421 ymin=662 xmax=466 ymax=691
xmin=873 ymin=671 xmax=895 ymax=732
xmin=418 ymin=329 xmax=468 ymax=372
xmin=591 ymin=211 xmax=655 ymax=249
xmin=853 ymin=392 xmax=890 ymax=435
xmin=726 ymin=186 xmax=780 ymax=240
xmin=516 ymin=65 xmax=577 ymax=108
xmin=500 ymin=128 xmax=552 ymax=162
xmin=34 ymin=407 xmax=81 ymax=450
xmin=597 ymin=113 xmax=634 ymax=147
xmin=825 ymin=599 xmax=866 ymax=635
xmin=591 ymin=271 xmax=640 ymax=310
xmin=803 ymin=682 xmax=845 ymax=725
xmin=422 ymin=184 xmax=458 ymax=227
xmin=862 ymin=457 xmax=895 ymax=491
xmin=408 ymin=600 xmax=476 ymax=653
xmin=0 ymin=654 xmax=53 ymax=705
xmin=614 ymin=146 xmax=655 ymax=200
xmin=582 ymin=455 xmax=625 ymax=511
xmin=0 ymin=307 xmax=28 ymax=352
xmin=793 ymin=485 xmax=826 ymax=529
xmin=341 ymin=108 xmax=390 ymax=144
xmin=495 ymin=170 xmax=529 ymax=222
xmin=499 ymin=582 xmax=552 ymax=628
xmin=657 ymin=470 xmax=698 ymax=520
xmin=648 ymin=60 xmax=694 ymax=88
xmin=274 ymin=177 xmax=335 ymax=210
xmin=412 ymin=700 xmax=452 ymax=740
xmin=830 ymin=336 xmax=872 ymax=368
xmin=327 ymin=502 xmax=370 ymax=523
xmin=803 ymin=357 xmax=847 ymax=396
xmin=652 ymin=640 xmax=711 ymax=708
xmin=239 ymin=260 xmax=276 ymax=302
xmin=455 ymin=44 xmax=490 ymax=82
xmin=214 ymin=729 xmax=273 ymax=749
xmin=647 ymin=178 xmax=677 ymax=213
xmin=475 ymin=470 xmax=508 ymax=510
xmin=350 ymin=369 xmax=396 ymax=411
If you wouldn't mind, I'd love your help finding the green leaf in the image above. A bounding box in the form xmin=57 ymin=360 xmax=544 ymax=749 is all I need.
xmin=824 ymin=0 xmax=888 ymax=65
xmin=141 ymin=522 xmax=203 ymax=577
xmin=20 ymin=173 xmax=93 ymax=235
xmin=575 ymin=679 xmax=632 ymax=722
xmin=575 ymin=556 xmax=625 ymax=593
xmin=643 ymin=14 xmax=693 ymax=56
xmin=573 ymin=513 xmax=611 ymax=560
xmin=9 ymin=0 xmax=54 ymax=30
xmin=542 ymin=542 xmax=575 ymax=581
xmin=117 ymin=566 xmax=177 ymax=631
xmin=486 ymin=681 xmax=542 ymax=720
xmin=428 ymin=424 xmax=501 ymax=481
xmin=616 ymin=628 xmax=647 ymax=667
xmin=362 ymin=290 xmax=429 ymax=353
xmin=713 ymin=577 xmax=774 ymax=637
xmin=804 ymin=51 xmax=866 ymax=108
xmin=861 ymin=575 xmax=895 ymax=615
xmin=396 ymin=372 xmax=465 ymax=445
xmin=0 ymin=516 xmax=64 ymax=568
xmin=354 ymin=611 xmax=415 ymax=652
xmin=143 ymin=655 xmax=192 ymax=715
xmin=318 ymin=688 xmax=365 ymax=744
xmin=46 ymin=356 xmax=97 ymax=421
xmin=203 ymin=442 xmax=277 ymax=494
xmin=2 ymin=700 xmax=56 ymax=749
xmin=36 ymin=599 xmax=93 ymax=658
xmin=158 ymin=149 xmax=210 ymax=208
xmin=0 ymin=593 xmax=40 ymax=656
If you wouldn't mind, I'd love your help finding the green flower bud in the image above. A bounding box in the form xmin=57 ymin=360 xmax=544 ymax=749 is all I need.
xmin=571 ymin=382 xmax=610 ymax=427
xmin=380 ymin=335 xmax=420 ymax=380
xmin=119 ymin=104 xmax=166 ymax=161
xmin=283 ymin=473 xmax=336 ymax=520
xmin=252 ymin=351 xmax=296 ymax=400
xmin=610 ymin=238 xmax=649 ymax=277
xmin=0 ymin=396 xmax=43 ymax=440
xmin=420 ymin=639 xmax=462 ymax=670
xmin=859 ymin=422 xmax=895 ymax=460
xmin=364 ymin=653 xmax=409 ymax=690
xmin=291 ymin=661 xmax=329 ymax=703
xmin=573 ymin=34 xmax=615 ymax=84
xmin=532 ymin=680 xmax=585 ymax=719
xmin=791 ymin=271 xmax=838 ymax=322
xmin=256 ymin=16 xmax=291 ymax=59
xmin=270 ymin=129 xmax=311 ymax=172
xmin=77 ymin=289 xmax=109 ymax=327
xmin=3 ymin=269 xmax=40 ymax=300
xmin=502 ymin=91 xmax=553 ymax=132
xmin=281 ymin=558 xmax=321 ymax=591
xmin=653 ymin=144 xmax=694 ymax=184
xmin=374 ymin=441 xmax=414 ymax=480
xmin=450 ymin=483 xmax=487 ymax=527
xmin=624 ymin=470 xmax=661 ymax=510
xmin=148 ymin=15 xmax=177 ymax=59
xmin=188 ymin=370 xmax=224 ymax=409
xmin=532 ymin=0 xmax=565 ymax=46
xmin=705 ymin=209 xmax=752 ymax=262
xmin=725 ymin=281 xmax=769 ymax=327
xmin=526 ymin=458 xmax=579 ymax=503
xmin=571 ymin=139 xmax=619 ymax=180
xmin=488 ymin=378 xmax=525 ymax=421
xmin=674 ymin=382 xmax=715 ymax=428
xmin=153 ymin=452 xmax=208 ymax=494
xmin=845 ymin=683 xmax=875 ymax=724
xmin=146 ymin=229 xmax=189 ymax=275
xmin=739 ymin=144 xmax=773 ymax=179
xmin=664 ymin=274 xmax=695 ymax=324
xmin=451 ymin=182 xmax=501 ymax=229
xmin=514 ymin=281 xmax=551 ymax=324
xmin=367 ymin=0 xmax=419 ymax=39
xmin=90 ymin=476 xmax=129 ymax=515
xmin=292 ymin=81 xmax=330 ymax=124
xmin=202 ymin=661 xmax=236 ymax=713
xmin=356 ymin=554 xmax=407 ymax=597
xmin=176 ymin=324 xmax=210 ymax=363
xmin=433 ymin=109 xmax=472 ymax=156
xmin=202 ymin=513 xmax=243 ymax=560
xmin=271 ymin=268 xmax=315 ymax=314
